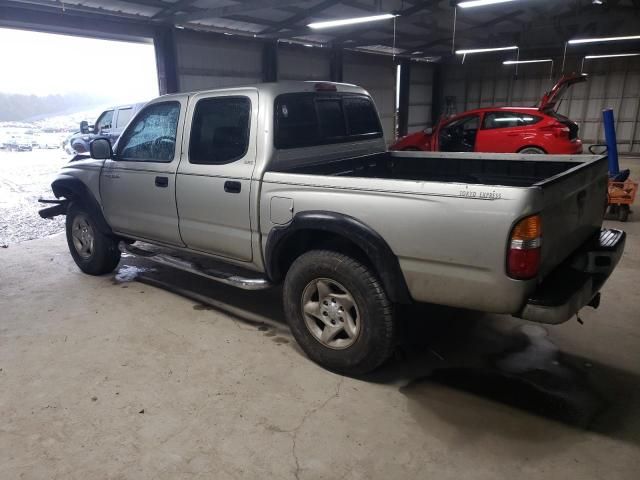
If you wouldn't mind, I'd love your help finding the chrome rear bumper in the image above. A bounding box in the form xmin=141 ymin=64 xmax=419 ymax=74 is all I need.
xmin=518 ymin=228 xmax=625 ymax=324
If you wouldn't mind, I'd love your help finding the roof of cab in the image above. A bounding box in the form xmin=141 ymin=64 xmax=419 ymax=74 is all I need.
xmin=154 ymin=81 xmax=368 ymax=101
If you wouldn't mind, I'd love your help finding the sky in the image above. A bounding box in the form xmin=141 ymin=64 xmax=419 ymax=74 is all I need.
xmin=0 ymin=28 xmax=159 ymax=103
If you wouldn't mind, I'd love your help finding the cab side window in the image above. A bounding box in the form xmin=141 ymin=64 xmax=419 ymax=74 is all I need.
xmin=439 ymin=114 xmax=479 ymax=152
xmin=115 ymin=107 xmax=134 ymax=129
xmin=483 ymin=111 xmax=542 ymax=129
xmin=117 ymin=102 xmax=180 ymax=162
xmin=95 ymin=110 xmax=114 ymax=132
xmin=189 ymin=96 xmax=251 ymax=165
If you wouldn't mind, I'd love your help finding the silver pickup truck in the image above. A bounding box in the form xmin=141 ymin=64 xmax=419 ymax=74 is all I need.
xmin=41 ymin=81 xmax=625 ymax=374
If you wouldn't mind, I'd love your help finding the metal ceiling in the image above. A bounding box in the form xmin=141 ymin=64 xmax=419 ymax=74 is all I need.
xmin=2 ymin=0 xmax=640 ymax=61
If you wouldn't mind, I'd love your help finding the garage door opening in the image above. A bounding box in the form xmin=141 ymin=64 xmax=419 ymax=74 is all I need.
xmin=0 ymin=27 xmax=158 ymax=246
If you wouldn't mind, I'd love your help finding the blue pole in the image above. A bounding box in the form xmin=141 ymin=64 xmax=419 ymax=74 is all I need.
xmin=602 ymin=108 xmax=619 ymax=175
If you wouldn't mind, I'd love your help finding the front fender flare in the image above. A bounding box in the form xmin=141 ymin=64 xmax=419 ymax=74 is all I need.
xmin=51 ymin=175 xmax=113 ymax=235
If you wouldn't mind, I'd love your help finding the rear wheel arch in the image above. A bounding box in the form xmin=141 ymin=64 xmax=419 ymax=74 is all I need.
xmin=265 ymin=211 xmax=412 ymax=304
xmin=518 ymin=145 xmax=547 ymax=154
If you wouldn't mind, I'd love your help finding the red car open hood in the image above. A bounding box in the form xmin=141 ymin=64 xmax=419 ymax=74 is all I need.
xmin=538 ymin=73 xmax=587 ymax=111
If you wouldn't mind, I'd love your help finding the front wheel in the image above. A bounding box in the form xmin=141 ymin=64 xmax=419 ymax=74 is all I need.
xmin=283 ymin=250 xmax=396 ymax=375
xmin=66 ymin=204 xmax=121 ymax=275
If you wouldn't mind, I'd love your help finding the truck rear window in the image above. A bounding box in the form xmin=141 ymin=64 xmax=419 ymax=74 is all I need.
xmin=274 ymin=93 xmax=382 ymax=149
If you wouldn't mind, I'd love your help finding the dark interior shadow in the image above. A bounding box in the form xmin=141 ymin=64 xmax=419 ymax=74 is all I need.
xmin=114 ymin=259 xmax=640 ymax=447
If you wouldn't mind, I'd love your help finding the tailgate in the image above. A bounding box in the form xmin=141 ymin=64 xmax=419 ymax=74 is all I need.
xmin=536 ymin=156 xmax=608 ymax=279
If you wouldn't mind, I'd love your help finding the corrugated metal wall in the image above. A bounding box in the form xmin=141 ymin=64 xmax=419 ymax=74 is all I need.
xmin=343 ymin=51 xmax=396 ymax=142
xmin=174 ymin=30 xmax=262 ymax=91
xmin=173 ymin=32 xmax=398 ymax=142
xmin=278 ymin=44 xmax=331 ymax=81
xmin=408 ymin=62 xmax=433 ymax=133
xmin=439 ymin=55 xmax=640 ymax=153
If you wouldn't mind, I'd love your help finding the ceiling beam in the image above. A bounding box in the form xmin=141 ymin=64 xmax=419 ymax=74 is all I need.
xmin=415 ymin=10 xmax=524 ymax=50
xmin=259 ymin=0 xmax=339 ymax=35
xmin=152 ymin=0 xmax=199 ymax=21
xmin=174 ymin=0 xmax=305 ymax=24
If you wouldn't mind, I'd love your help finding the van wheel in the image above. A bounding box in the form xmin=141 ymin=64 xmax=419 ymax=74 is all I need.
xmin=66 ymin=204 xmax=121 ymax=275
xmin=519 ymin=147 xmax=545 ymax=154
xmin=617 ymin=205 xmax=630 ymax=222
xmin=283 ymin=250 xmax=396 ymax=375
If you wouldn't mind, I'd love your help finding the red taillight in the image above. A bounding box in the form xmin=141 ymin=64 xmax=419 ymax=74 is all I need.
xmin=541 ymin=122 xmax=569 ymax=138
xmin=507 ymin=214 xmax=542 ymax=280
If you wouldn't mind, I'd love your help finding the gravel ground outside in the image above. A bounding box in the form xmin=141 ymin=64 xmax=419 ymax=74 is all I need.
xmin=0 ymin=149 xmax=70 ymax=246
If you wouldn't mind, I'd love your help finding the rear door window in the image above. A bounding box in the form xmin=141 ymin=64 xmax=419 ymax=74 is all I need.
xmin=189 ymin=96 xmax=251 ymax=165
xmin=274 ymin=93 xmax=382 ymax=149
xmin=483 ymin=111 xmax=542 ymax=129
xmin=115 ymin=107 xmax=134 ymax=129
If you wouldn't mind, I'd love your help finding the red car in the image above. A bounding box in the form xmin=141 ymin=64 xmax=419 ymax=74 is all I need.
xmin=392 ymin=74 xmax=586 ymax=154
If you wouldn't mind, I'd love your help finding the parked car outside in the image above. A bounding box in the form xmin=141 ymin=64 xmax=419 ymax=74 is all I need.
xmin=15 ymin=136 xmax=33 ymax=151
xmin=392 ymin=74 xmax=586 ymax=154
xmin=67 ymin=102 xmax=145 ymax=154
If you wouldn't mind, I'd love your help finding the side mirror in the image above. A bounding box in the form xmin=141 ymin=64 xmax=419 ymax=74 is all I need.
xmin=80 ymin=121 xmax=89 ymax=134
xmin=90 ymin=138 xmax=113 ymax=159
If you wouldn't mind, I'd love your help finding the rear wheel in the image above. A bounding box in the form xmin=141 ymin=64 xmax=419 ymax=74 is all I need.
xmin=519 ymin=147 xmax=545 ymax=154
xmin=617 ymin=205 xmax=630 ymax=222
xmin=66 ymin=204 xmax=121 ymax=275
xmin=283 ymin=250 xmax=396 ymax=375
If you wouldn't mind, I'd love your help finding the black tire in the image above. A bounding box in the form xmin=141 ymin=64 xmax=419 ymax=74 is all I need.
xmin=617 ymin=205 xmax=630 ymax=222
xmin=283 ymin=250 xmax=396 ymax=375
xmin=518 ymin=147 xmax=546 ymax=154
xmin=66 ymin=203 xmax=121 ymax=275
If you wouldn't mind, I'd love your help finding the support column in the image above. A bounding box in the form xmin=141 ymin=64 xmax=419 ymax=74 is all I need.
xmin=153 ymin=27 xmax=179 ymax=94
xmin=330 ymin=45 xmax=343 ymax=82
xmin=431 ymin=63 xmax=443 ymax=125
xmin=397 ymin=59 xmax=411 ymax=137
xmin=262 ymin=40 xmax=278 ymax=83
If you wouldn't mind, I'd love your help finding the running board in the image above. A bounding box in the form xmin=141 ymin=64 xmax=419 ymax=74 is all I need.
xmin=119 ymin=241 xmax=272 ymax=290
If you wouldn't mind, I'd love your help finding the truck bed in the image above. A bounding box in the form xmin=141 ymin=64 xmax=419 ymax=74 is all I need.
xmin=262 ymin=151 xmax=609 ymax=312
xmin=270 ymin=151 xmax=591 ymax=188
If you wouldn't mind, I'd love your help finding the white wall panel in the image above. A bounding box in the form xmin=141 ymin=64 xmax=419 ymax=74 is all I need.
xmin=343 ymin=51 xmax=396 ymax=142
xmin=279 ymin=44 xmax=331 ymax=81
xmin=408 ymin=63 xmax=433 ymax=132
xmin=175 ymin=30 xmax=262 ymax=92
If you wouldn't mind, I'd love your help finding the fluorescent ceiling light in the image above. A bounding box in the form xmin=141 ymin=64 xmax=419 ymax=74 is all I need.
xmin=584 ymin=53 xmax=640 ymax=59
xmin=503 ymin=59 xmax=552 ymax=64
xmin=568 ymin=35 xmax=640 ymax=45
xmin=308 ymin=13 xmax=396 ymax=29
xmin=456 ymin=46 xmax=518 ymax=55
xmin=458 ymin=0 xmax=517 ymax=8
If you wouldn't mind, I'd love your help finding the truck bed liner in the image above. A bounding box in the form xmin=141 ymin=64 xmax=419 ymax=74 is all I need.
xmin=271 ymin=151 xmax=586 ymax=187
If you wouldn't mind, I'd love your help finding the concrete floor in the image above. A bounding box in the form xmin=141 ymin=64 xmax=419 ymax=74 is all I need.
xmin=2 ymin=166 xmax=640 ymax=479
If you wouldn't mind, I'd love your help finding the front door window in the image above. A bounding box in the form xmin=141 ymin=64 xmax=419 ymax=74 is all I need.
xmin=439 ymin=115 xmax=479 ymax=152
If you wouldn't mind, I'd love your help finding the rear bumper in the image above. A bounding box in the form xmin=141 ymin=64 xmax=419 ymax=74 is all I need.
xmin=517 ymin=228 xmax=625 ymax=324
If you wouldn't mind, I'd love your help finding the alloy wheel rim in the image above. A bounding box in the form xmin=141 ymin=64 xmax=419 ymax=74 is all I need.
xmin=301 ymin=278 xmax=361 ymax=349
xmin=71 ymin=214 xmax=95 ymax=260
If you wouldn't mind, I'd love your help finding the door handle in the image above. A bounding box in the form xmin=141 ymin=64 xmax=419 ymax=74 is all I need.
xmin=224 ymin=180 xmax=241 ymax=193
xmin=155 ymin=176 xmax=169 ymax=188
